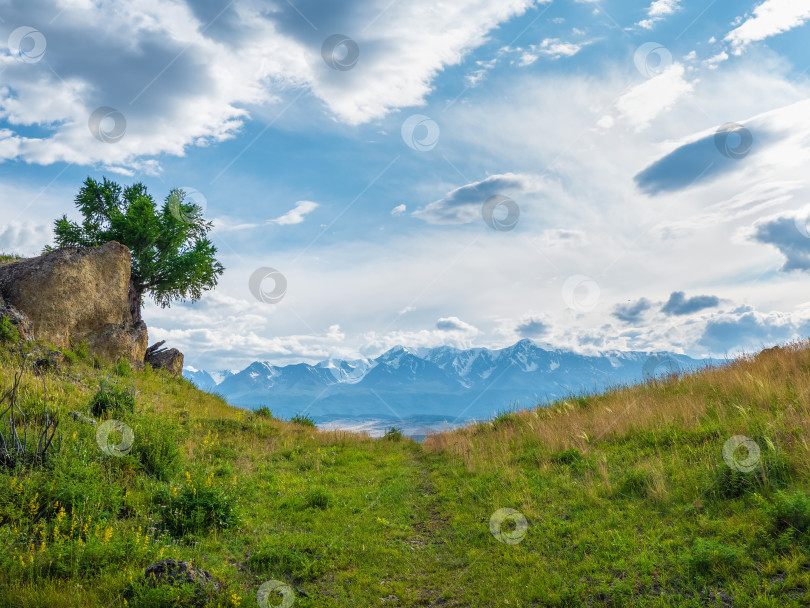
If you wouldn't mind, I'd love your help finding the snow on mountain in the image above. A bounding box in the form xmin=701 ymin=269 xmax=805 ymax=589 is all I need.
xmin=182 ymin=340 xmax=720 ymax=422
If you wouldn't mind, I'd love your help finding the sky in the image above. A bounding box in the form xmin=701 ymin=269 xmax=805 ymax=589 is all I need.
xmin=1 ymin=0 xmax=810 ymax=371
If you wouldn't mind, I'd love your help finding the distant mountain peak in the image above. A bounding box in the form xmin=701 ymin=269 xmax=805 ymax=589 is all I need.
xmin=183 ymin=341 xmax=719 ymax=422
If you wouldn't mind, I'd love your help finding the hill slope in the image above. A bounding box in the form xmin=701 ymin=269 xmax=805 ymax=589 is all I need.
xmin=1 ymin=340 xmax=810 ymax=606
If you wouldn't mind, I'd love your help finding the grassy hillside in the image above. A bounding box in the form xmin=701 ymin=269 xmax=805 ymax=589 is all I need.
xmin=1 ymin=339 xmax=810 ymax=607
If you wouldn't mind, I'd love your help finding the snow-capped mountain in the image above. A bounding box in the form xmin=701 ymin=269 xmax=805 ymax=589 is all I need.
xmin=183 ymin=340 xmax=720 ymax=425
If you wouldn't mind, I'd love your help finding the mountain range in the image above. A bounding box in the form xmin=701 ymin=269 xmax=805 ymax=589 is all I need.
xmin=184 ymin=340 xmax=721 ymax=430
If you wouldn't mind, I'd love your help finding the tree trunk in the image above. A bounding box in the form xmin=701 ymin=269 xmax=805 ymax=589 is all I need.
xmin=128 ymin=280 xmax=143 ymax=324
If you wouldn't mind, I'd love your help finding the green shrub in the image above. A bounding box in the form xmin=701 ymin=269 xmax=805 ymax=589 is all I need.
xmin=682 ymin=538 xmax=746 ymax=580
xmin=90 ymin=382 xmax=136 ymax=418
xmin=246 ymin=540 xmax=323 ymax=580
xmin=254 ymin=406 xmax=272 ymax=418
xmin=114 ymin=359 xmax=132 ymax=377
xmin=384 ymin=427 xmax=403 ymax=441
xmin=713 ymin=448 xmax=792 ymax=499
xmin=132 ymin=415 xmax=182 ymax=481
xmin=304 ymin=487 xmax=332 ymax=510
xmin=70 ymin=339 xmax=89 ymax=361
xmin=156 ymin=481 xmax=239 ymax=537
xmin=492 ymin=410 xmax=516 ymax=429
xmin=617 ymin=469 xmax=651 ymax=498
xmin=767 ymin=491 xmax=810 ymax=534
xmin=290 ymin=414 xmax=316 ymax=428
xmin=550 ymin=448 xmax=585 ymax=466
xmin=0 ymin=316 xmax=19 ymax=344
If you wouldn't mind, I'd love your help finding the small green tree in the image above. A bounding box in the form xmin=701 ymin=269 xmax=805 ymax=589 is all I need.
xmin=49 ymin=177 xmax=224 ymax=322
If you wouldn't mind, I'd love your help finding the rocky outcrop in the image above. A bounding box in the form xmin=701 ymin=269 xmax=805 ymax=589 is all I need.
xmin=0 ymin=242 xmax=147 ymax=367
xmin=146 ymin=346 xmax=184 ymax=376
xmin=0 ymin=296 xmax=33 ymax=341
xmin=143 ymin=559 xmax=220 ymax=595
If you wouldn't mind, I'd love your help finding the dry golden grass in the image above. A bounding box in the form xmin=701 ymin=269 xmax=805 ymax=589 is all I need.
xmin=425 ymin=341 xmax=810 ymax=474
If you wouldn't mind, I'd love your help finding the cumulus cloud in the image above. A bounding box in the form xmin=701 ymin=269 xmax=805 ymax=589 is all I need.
xmin=269 ymin=201 xmax=318 ymax=226
xmin=612 ymin=298 xmax=652 ymax=323
xmin=391 ymin=204 xmax=407 ymax=216
xmin=661 ymin=291 xmax=720 ymax=316
xmin=751 ymin=212 xmax=810 ymax=272
xmin=515 ymin=316 xmax=549 ymax=337
xmin=436 ymin=316 xmax=479 ymax=333
xmin=412 ymin=173 xmax=543 ymax=225
xmin=698 ymin=309 xmax=806 ymax=353
xmin=636 ymin=0 xmax=682 ymax=29
xmin=0 ymin=0 xmax=536 ymax=172
xmin=0 ymin=222 xmax=53 ymax=256
xmin=726 ymin=0 xmax=810 ymax=54
xmin=614 ymin=64 xmax=693 ymax=131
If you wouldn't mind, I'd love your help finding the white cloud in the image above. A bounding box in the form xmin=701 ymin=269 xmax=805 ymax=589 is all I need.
xmin=436 ymin=316 xmax=479 ymax=333
xmin=636 ymin=0 xmax=681 ymax=29
xmin=704 ymin=51 xmax=729 ymax=69
xmin=412 ymin=173 xmax=544 ymax=225
xmin=726 ymin=0 xmax=810 ymax=54
xmin=0 ymin=0 xmax=538 ymax=172
xmin=391 ymin=204 xmax=407 ymax=216
xmin=536 ymin=38 xmax=584 ymax=59
xmin=269 ymin=201 xmax=318 ymax=226
xmin=613 ymin=64 xmax=693 ymax=130
xmin=648 ymin=0 xmax=680 ymax=17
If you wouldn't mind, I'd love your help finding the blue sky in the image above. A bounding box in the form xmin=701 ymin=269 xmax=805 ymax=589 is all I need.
xmin=2 ymin=0 xmax=810 ymax=370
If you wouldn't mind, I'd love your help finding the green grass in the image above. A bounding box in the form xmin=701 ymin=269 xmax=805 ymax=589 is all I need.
xmin=2 ymin=340 xmax=810 ymax=606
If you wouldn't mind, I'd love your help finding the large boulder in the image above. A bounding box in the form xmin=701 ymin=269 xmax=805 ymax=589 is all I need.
xmin=143 ymin=559 xmax=220 ymax=597
xmin=0 ymin=295 xmax=33 ymax=341
xmin=0 ymin=242 xmax=147 ymax=367
xmin=146 ymin=346 xmax=184 ymax=376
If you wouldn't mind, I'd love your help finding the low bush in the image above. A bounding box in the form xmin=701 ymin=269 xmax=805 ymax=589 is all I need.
xmin=90 ymin=382 xmax=136 ymax=418
xmin=617 ymin=469 xmax=651 ymax=498
xmin=767 ymin=490 xmax=810 ymax=535
xmin=0 ymin=317 xmax=19 ymax=344
xmin=290 ymin=414 xmax=315 ymax=428
xmin=155 ymin=477 xmax=239 ymax=537
xmin=131 ymin=414 xmax=182 ymax=481
xmin=682 ymin=538 xmax=746 ymax=581
xmin=384 ymin=427 xmax=403 ymax=441
xmin=304 ymin=487 xmax=332 ymax=510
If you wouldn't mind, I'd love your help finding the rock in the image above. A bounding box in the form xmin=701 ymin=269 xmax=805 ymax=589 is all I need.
xmin=143 ymin=559 xmax=220 ymax=597
xmin=0 ymin=296 xmax=33 ymax=342
xmin=32 ymin=349 xmax=64 ymax=373
xmin=68 ymin=411 xmax=97 ymax=425
xmin=0 ymin=242 xmax=147 ymax=367
xmin=146 ymin=347 xmax=184 ymax=376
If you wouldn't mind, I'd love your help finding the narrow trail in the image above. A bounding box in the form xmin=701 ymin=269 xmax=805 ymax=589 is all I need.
xmin=401 ymin=448 xmax=455 ymax=606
